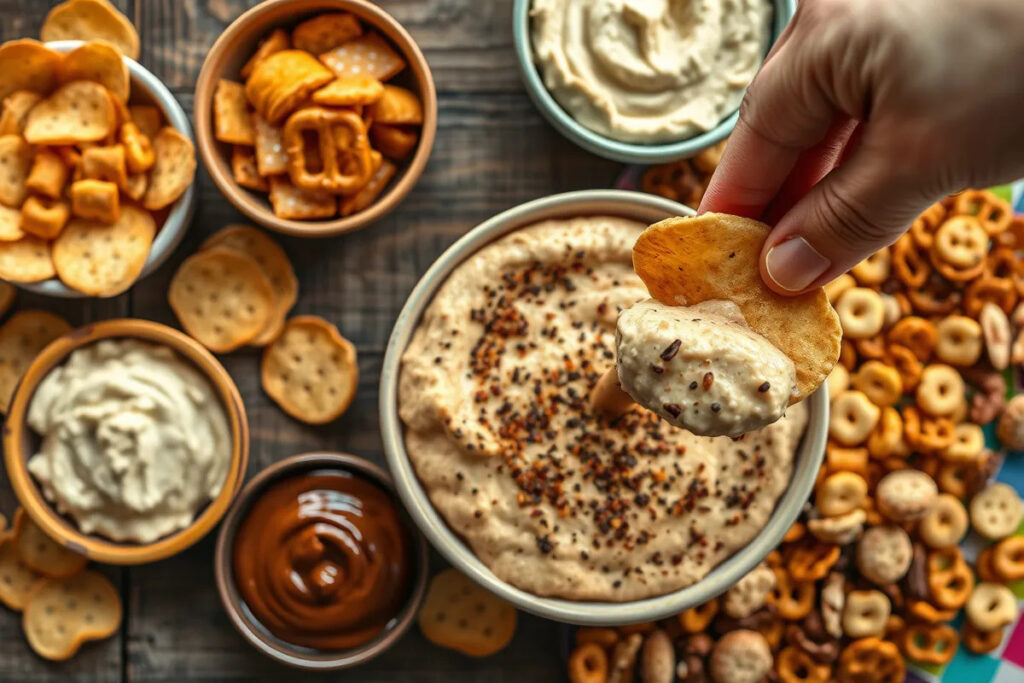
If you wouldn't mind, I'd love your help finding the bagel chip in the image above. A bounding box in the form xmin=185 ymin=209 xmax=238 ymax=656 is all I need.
xmin=633 ymin=213 xmax=841 ymax=400
xmin=24 ymin=80 xmax=116 ymax=145
xmin=23 ymin=570 xmax=121 ymax=661
xmin=0 ymin=40 xmax=61 ymax=102
xmin=0 ymin=532 xmax=42 ymax=611
xmin=12 ymin=509 xmax=87 ymax=579
xmin=57 ymin=40 xmax=129 ymax=102
xmin=0 ymin=134 xmax=33 ymax=207
xmin=0 ymin=235 xmax=56 ymax=283
xmin=0 ymin=91 xmax=42 ymax=136
xmin=53 ymin=206 xmax=155 ymax=296
xmin=142 ymin=127 xmax=196 ymax=210
xmin=41 ymin=0 xmax=140 ymax=60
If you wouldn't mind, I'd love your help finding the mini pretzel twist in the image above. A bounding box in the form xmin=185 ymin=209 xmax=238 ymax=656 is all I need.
xmin=283 ymin=107 xmax=373 ymax=194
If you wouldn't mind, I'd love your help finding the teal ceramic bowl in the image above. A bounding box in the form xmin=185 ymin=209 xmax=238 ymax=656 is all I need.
xmin=512 ymin=0 xmax=797 ymax=164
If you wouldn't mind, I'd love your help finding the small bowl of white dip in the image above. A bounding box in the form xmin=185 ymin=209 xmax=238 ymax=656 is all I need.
xmin=512 ymin=0 xmax=797 ymax=164
xmin=3 ymin=319 xmax=249 ymax=565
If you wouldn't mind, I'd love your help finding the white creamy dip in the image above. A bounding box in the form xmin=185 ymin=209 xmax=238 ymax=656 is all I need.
xmin=616 ymin=298 xmax=796 ymax=436
xmin=530 ymin=0 xmax=772 ymax=143
xmin=27 ymin=339 xmax=232 ymax=543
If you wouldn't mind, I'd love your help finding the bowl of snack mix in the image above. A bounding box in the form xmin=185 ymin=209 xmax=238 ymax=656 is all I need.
xmin=194 ymin=0 xmax=437 ymax=237
xmin=0 ymin=38 xmax=197 ymax=297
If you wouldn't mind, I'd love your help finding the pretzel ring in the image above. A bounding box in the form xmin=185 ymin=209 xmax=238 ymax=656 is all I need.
xmin=837 ymin=637 xmax=904 ymax=683
xmin=771 ymin=566 xmax=815 ymax=620
xmin=883 ymin=344 xmax=922 ymax=392
xmin=930 ymin=216 xmax=988 ymax=279
xmin=906 ymin=599 xmax=957 ymax=624
xmin=851 ymin=248 xmax=891 ymax=286
xmin=986 ymin=246 xmax=1023 ymax=287
xmin=851 ymin=360 xmax=902 ymax=408
xmin=918 ymin=493 xmax=968 ymax=549
xmin=892 ymin=234 xmax=930 ymax=288
xmin=934 ymin=315 xmax=983 ymax=366
xmin=955 ymin=189 xmax=1013 ymax=235
xmin=836 ymin=288 xmax=885 ymax=339
xmin=867 ymin=407 xmax=903 ymax=459
xmin=788 ymin=542 xmax=841 ymax=582
xmin=909 ymin=202 xmax=947 ymax=248
xmin=283 ymin=107 xmax=373 ymax=194
xmin=568 ymin=642 xmax=608 ymax=683
xmin=993 ymin=537 xmax=1024 ymax=581
xmin=908 ymin=285 xmax=962 ymax=316
xmin=900 ymin=622 xmax=958 ymax=665
xmin=965 ymin=276 xmax=1017 ymax=317
xmin=777 ymin=645 xmax=831 ymax=683
xmin=927 ymin=547 xmax=974 ymax=609
xmin=887 ymin=317 xmax=936 ymax=361
xmin=916 ymin=364 xmax=964 ymax=417
xmin=966 ymin=582 xmax=1017 ymax=631
xmin=963 ymin=622 xmax=1003 ymax=655
xmin=903 ymin=406 xmax=954 ymax=452
xmin=830 ymin=390 xmax=880 ymax=447
xmin=937 ymin=461 xmax=970 ymax=498
xmin=677 ymin=598 xmax=718 ymax=633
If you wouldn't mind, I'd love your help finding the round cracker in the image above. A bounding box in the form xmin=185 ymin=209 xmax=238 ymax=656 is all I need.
xmin=23 ymin=80 xmax=116 ymax=146
xmin=0 ymin=204 xmax=25 ymax=241
xmin=57 ymin=40 xmax=130 ymax=103
xmin=0 ymin=531 xmax=42 ymax=611
xmin=0 ymin=310 xmax=71 ymax=411
xmin=22 ymin=570 xmax=121 ymax=661
xmin=142 ymin=127 xmax=196 ymax=211
xmin=52 ymin=205 xmax=155 ymax=297
xmin=41 ymin=0 xmax=140 ymax=60
xmin=169 ymin=247 xmax=275 ymax=353
xmin=0 ymin=235 xmax=56 ymax=283
xmin=12 ymin=509 xmax=86 ymax=579
xmin=200 ymin=225 xmax=298 ymax=346
xmin=632 ymin=213 xmax=842 ymax=401
xmin=261 ymin=316 xmax=358 ymax=424
xmin=417 ymin=568 xmax=517 ymax=657
xmin=0 ymin=39 xmax=62 ymax=102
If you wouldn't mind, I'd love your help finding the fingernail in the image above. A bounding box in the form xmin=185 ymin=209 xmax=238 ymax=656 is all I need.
xmin=764 ymin=237 xmax=831 ymax=292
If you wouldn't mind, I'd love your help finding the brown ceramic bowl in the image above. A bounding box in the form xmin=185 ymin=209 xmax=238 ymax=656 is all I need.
xmin=194 ymin=0 xmax=437 ymax=238
xmin=214 ymin=452 xmax=428 ymax=670
xmin=3 ymin=319 xmax=249 ymax=565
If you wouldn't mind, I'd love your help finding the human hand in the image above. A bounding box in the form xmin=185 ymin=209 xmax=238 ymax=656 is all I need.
xmin=699 ymin=0 xmax=1024 ymax=295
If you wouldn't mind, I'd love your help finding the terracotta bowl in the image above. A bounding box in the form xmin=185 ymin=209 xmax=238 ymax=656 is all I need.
xmin=213 ymin=452 xmax=429 ymax=670
xmin=3 ymin=319 xmax=249 ymax=565
xmin=194 ymin=0 xmax=437 ymax=238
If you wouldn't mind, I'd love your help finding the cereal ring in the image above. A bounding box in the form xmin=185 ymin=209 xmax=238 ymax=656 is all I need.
xmin=837 ymin=637 xmax=904 ymax=683
xmin=856 ymin=525 xmax=912 ymax=585
xmin=970 ymin=483 xmax=1023 ymax=540
xmin=818 ymin=471 xmax=868 ymax=517
xmin=936 ymin=462 xmax=970 ymax=498
xmin=568 ymin=642 xmax=607 ymax=683
xmin=879 ymin=293 xmax=902 ymax=330
xmin=997 ymin=395 xmax=1024 ymax=449
xmin=963 ymin=622 xmax=1003 ymax=655
xmin=827 ymin=364 xmax=850 ymax=402
xmin=788 ymin=543 xmax=841 ymax=583
xmin=955 ymin=189 xmax=1013 ymax=235
xmin=942 ymin=423 xmax=984 ymax=463
xmin=901 ymin=623 xmax=958 ymax=665
xmin=980 ymin=302 xmax=1012 ymax=371
xmin=916 ymin=364 xmax=964 ymax=417
xmin=678 ymin=598 xmax=718 ymax=633
xmin=836 ymin=288 xmax=885 ymax=339
xmin=771 ymin=567 xmax=815 ymax=621
xmin=851 ymin=248 xmax=891 ymax=286
xmin=910 ymin=202 xmax=947 ymax=249
xmin=867 ymin=407 xmax=903 ymax=459
xmin=930 ymin=215 xmax=988 ymax=280
xmin=934 ymin=315 xmax=983 ymax=366
xmin=992 ymin=537 xmax=1024 ymax=582
xmin=851 ymin=360 xmax=902 ymax=408
xmin=776 ymin=646 xmax=831 ymax=683
xmin=892 ymin=234 xmax=930 ymax=288
xmin=884 ymin=345 xmax=922 ymax=391
xmin=975 ymin=546 xmax=1000 ymax=583
xmin=965 ymin=276 xmax=1017 ymax=317
xmin=842 ymin=590 xmax=890 ymax=639
xmin=887 ymin=317 xmax=936 ymax=361
xmin=824 ymin=273 xmax=856 ymax=303
xmin=808 ymin=508 xmax=866 ymax=545
xmin=854 ymin=335 xmax=887 ymax=361
xmin=918 ymin=494 xmax=968 ymax=549
xmin=826 ymin=444 xmax=868 ymax=477
xmin=965 ymin=582 xmax=1017 ymax=631
xmin=876 ymin=470 xmax=937 ymax=522
xmin=839 ymin=339 xmax=857 ymax=370
xmin=829 ymin=391 xmax=881 ymax=447
xmin=709 ymin=630 xmax=773 ymax=683
xmin=927 ymin=547 xmax=974 ymax=610
xmin=908 ymin=285 xmax=962 ymax=316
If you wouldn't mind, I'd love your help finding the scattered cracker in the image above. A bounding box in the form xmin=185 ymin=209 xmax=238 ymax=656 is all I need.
xmin=252 ymin=113 xmax=288 ymax=177
xmin=0 ymin=235 xmax=56 ymax=283
xmin=311 ymin=76 xmax=384 ymax=107
xmin=22 ymin=570 xmax=121 ymax=661
xmin=319 ymin=32 xmax=405 ymax=82
xmin=0 ymin=91 xmax=42 ymax=136
xmin=0 ymin=531 xmax=42 ymax=611
xmin=417 ymin=569 xmax=517 ymax=657
xmin=0 ymin=204 xmax=25 ymax=241
xmin=292 ymin=12 xmax=362 ymax=55
xmin=0 ymin=39 xmax=61 ymax=102
xmin=0 ymin=310 xmax=71 ymax=411
xmin=633 ymin=213 xmax=842 ymax=401
xmin=57 ymin=40 xmax=129 ymax=103
xmin=268 ymin=175 xmax=336 ymax=220
xmin=168 ymin=247 xmax=275 ymax=353
xmin=12 ymin=509 xmax=86 ymax=579
xmin=142 ymin=127 xmax=196 ymax=210
xmin=41 ymin=0 xmax=140 ymax=60
xmin=261 ymin=316 xmax=357 ymax=423
xmin=231 ymin=146 xmax=268 ymax=192
xmin=24 ymin=80 xmax=116 ymax=146
xmin=52 ymin=205 xmax=155 ymax=296
xmin=213 ymin=79 xmax=255 ymax=146
xmin=0 ymin=134 xmax=33 ymax=208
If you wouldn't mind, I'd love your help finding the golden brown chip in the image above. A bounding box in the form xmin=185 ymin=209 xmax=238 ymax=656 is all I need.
xmin=245 ymin=50 xmax=333 ymax=125
xmin=231 ymin=146 xmax=267 ymax=191
xmin=24 ymin=80 xmax=116 ymax=145
xmin=22 ymin=570 xmax=121 ymax=661
xmin=366 ymin=85 xmax=423 ymax=125
xmin=252 ymin=112 xmax=288 ymax=177
xmin=80 ymin=144 xmax=127 ymax=189
xmin=0 ymin=91 xmax=42 ymax=136
xmin=0 ymin=532 xmax=42 ymax=611
xmin=291 ymin=12 xmax=362 ymax=55
xmin=311 ymin=76 xmax=384 ymax=107
xmin=633 ymin=213 xmax=841 ymax=400
xmin=340 ymin=157 xmax=396 ymax=217
xmin=41 ymin=0 xmax=140 ymax=60
xmin=128 ymin=104 xmax=162 ymax=140
xmin=20 ymin=196 xmax=70 ymax=239
xmin=0 ymin=40 xmax=61 ymax=102
xmin=25 ymin=149 xmax=69 ymax=200
xmin=319 ymin=32 xmax=405 ymax=81
xmin=0 ymin=236 xmax=55 ymax=283
xmin=0 ymin=204 xmax=25 ymax=241
xmin=120 ymin=121 xmax=155 ymax=173
xmin=70 ymin=178 xmax=119 ymax=224
xmin=57 ymin=40 xmax=129 ymax=103
xmin=213 ymin=79 xmax=255 ymax=146
xmin=370 ymin=123 xmax=419 ymax=161
xmin=240 ymin=28 xmax=290 ymax=80
xmin=418 ymin=568 xmax=517 ymax=657
xmin=142 ymin=127 xmax=196 ymax=210
xmin=0 ymin=134 xmax=33 ymax=207
xmin=268 ymin=175 xmax=335 ymax=220
xmin=201 ymin=224 xmax=297 ymax=346
xmin=12 ymin=510 xmax=86 ymax=579
xmin=168 ymin=247 xmax=275 ymax=353
xmin=0 ymin=311 xmax=71 ymax=410
xmin=261 ymin=316 xmax=358 ymax=424
xmin=52 ymin=205 xmax=155 ymax=296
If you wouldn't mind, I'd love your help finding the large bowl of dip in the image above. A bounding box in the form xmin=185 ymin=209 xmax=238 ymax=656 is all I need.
xmin=3 ymin=319 xmax=249 ymax=564
xmin=512 ymin=0 xmax=797 ymax=164
xmin=381 ymin=189 xmax=828 ymax=625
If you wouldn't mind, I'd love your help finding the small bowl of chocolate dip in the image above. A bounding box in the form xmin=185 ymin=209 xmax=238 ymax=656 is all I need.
xmin=214 ymin=452 xmax=428 ymax=670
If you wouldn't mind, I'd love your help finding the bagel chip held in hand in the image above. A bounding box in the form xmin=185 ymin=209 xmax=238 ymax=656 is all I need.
xmin=627 ymin=213 xmax=841 ymax=435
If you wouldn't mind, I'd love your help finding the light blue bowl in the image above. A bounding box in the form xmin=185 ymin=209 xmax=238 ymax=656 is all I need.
xmin=513 ymin=0 xmax=797 ymax=164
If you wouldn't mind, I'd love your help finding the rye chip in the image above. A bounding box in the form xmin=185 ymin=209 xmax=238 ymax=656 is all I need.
xmin=24 ymin=80 xmax=116 ymax=146
xmin=633 ymin=213 xmax=842 ymax=401
xmin=0 ymin=91 xmax=42 ymax=136
xmin=168 ymin=247 xmax=275 ymax=353
xmin=0 ymin=40 xmax=61 ymax=102
xmin=22 ymin=570 xmax=121 ymax=661
xmin=142 ymin=127 xmax=196 ymax=210
xmin=0 ymin=236 xmax=56 ymax=283
xmin=319 ymin=32 xmax=406 ymax=81
xmin=0 ymin=310 xmax=71 ymax=410
xmin=417 ymin=569 xmax=517 ymax=657
xmin=261 ymin=316 xmax=358 ymax=423
xmin=213 ymin=79 xmax=255 ymax=146
xmin=57 ymin=40 xmax=130 ymax=103
xmin=12 ymin=509 xmax=86 ymax=579
xmin=0 ymin=204 xmax=25 ymax=241
xmin=41 ymin=0 xmax=140 ymax=60
xmin=0 ymin=134 xmax=32 ymax=207
xmin=292 ymin=12 xmax=362 ymax=55
xmin=53 ymin=205 xmax=155 ymax=296
xmin=0 ymin=532 xmax=42 ymax=611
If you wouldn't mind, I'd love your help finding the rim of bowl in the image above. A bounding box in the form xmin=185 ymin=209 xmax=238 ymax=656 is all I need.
xmin=213 ymin=452 xmax=430 ymax=670
xmin=3 ymin=319 xmax=249 ymax=565
xmin=380 ymin=189 xmax=828 ymax=625
xmin=194 ymin=0 xmax=438 ymax=238
xmin=511 ymin=0 xmax=798 ymax=164
xmin=18 ymin=40 xmax=197 ymax=298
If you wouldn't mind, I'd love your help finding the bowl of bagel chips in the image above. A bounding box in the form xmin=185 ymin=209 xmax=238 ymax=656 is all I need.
xmin=0 ymin=33 xmax=196 ymax=297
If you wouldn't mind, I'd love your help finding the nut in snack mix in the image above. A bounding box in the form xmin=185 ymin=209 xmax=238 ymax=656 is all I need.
xmin=215 ymin=12 xmax=425 ymax=220
xmin=0 ymin=37 xmax=195 ymax=295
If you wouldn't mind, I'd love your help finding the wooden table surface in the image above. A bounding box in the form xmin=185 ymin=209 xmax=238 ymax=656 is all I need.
xmin=0 ymin=1 xmax=622 ymax=680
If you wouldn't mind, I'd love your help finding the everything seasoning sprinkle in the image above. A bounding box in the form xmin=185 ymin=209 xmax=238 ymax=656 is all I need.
xmin=758 ymin=381 xmax=771 ymax=393
xmin=663 ymin=403 xmax=682 ymax=417
xmin=660 ymin=339 xmax=682 ymax=361
xmin=702 ymin=372 xmax=715 ymax=390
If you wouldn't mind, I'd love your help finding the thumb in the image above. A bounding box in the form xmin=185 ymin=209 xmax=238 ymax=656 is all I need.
xmin=760 ymin=134 xmax=929 ymax=295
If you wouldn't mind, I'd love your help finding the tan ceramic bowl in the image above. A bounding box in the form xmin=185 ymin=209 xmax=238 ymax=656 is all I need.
xmin=3 ymin=319 xmax=249 ymax=565
xmin=214 ymin=452 xmax=429 ymax=670
xmin=194 ymin=0 xmax=437 ymax=238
